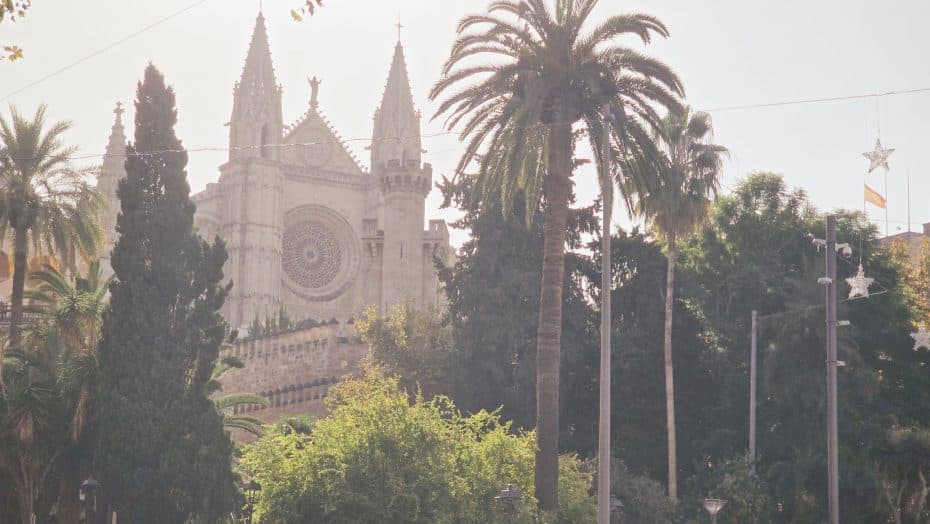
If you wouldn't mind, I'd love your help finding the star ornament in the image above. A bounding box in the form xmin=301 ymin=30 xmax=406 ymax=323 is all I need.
xmin=912 ymin=327 xmax=930 ymax=351
xmin=845 ymin=264 xmax=874 ymax=299
xmin=863 ymin=138 xmax=895 ymax=173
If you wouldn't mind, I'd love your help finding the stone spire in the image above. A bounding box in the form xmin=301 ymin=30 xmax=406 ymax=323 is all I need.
xmin=229 ymin=12 xmax=283 ymax=161
xmin=98 ymin=101 xmax=127 ymax=262
xmin=371 ymin=41 xmax=422 ymax=171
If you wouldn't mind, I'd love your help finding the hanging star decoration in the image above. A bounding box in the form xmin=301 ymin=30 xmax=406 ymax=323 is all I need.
xmin=845 ymin=263 xmax=874 ymax=299
xmin=862 ymin=138 xmax=895 ymax=173
xmin=911 ymin=327 xmax=930 ymax=351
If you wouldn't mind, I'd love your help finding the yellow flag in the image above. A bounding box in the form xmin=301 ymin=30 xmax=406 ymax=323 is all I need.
xmin=865 ymin=184 xmax=886 ymax=209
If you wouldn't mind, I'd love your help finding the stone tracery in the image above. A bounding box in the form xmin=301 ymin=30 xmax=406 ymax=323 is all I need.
xmin=282 ymin=221 xmax=343 ymax=289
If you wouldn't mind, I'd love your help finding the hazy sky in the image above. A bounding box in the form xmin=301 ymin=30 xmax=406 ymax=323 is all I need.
xmin=3 ymin=0 xmax=929 ymax=247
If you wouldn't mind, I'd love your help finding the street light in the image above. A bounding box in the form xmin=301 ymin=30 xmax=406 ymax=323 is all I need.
xmin=495 ymin=483 xmax=523 ymax=522
xmin=80 ymin=475 xmax=100 ymax=522
xmin=609 ymin=495 xmax=624 ymax=523
xmin=246 ymin=480 xmax=261 ymax=524
xmin=702 ymin=498 xmax=727 ymax=524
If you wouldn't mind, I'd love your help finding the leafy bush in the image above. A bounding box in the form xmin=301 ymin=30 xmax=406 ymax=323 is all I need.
xmin=240 ymin=368 xmax=594 ymax=523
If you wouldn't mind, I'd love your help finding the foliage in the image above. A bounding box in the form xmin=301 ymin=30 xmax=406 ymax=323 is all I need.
xmin=695 ymin=454 xmax=776 ymax=524
xmin=96 ymin=64 xmax=236 ymax=523
xmin=611 ymin=460 xmax=679 ymax=524
xmin=436 ymin=177 xmax=599 ymax=449
xmin=431 ymin=0 xmax=683 ymax=508
xmin=0 ymin=0 xmax=30 ymax=61
xmin=246 ymin=305 xmax=296 ymax=338
xmin=209 ymin=356 xmax=270 ymax=437
xmin=0 ymin=259 xmax=111 ymax=524
xmin=874 ymin=426 xmax=930 ymax=523
xmin=356 ymin=303 xmax=453 ymax=399
xmin=0 ymin=104 xmax=103 ymax=353
xmin=240 ymin=368 xmax=595 ymax=523
xmin=629 ymin=106 xmax=727 ymax=500
xmin=290 ymin=0 xmax=324 ymax=22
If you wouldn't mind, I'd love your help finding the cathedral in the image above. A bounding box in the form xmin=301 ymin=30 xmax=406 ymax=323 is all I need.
xmin=97 ymin=13 xmax=452 ymax=330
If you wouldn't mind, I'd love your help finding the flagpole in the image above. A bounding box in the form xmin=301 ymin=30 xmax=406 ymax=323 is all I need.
xmin=885 ymin=166 xmax=889 ymax=238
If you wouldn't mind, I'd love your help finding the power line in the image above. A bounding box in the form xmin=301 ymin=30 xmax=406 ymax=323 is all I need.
xmin=704 ymin=87 xmax=930 ymax=113
xmin=0 ymin=0 xmax=212 ymax=102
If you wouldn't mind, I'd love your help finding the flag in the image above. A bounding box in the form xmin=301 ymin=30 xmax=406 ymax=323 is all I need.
xmin=865 ymin=184 xmax=886 ymax=209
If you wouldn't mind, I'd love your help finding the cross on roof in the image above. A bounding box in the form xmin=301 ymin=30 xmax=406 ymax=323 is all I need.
xmin=395 ymin=18 xmax=404 ymax=41
xmin=114 ymin=101 xmax=124 ymax=117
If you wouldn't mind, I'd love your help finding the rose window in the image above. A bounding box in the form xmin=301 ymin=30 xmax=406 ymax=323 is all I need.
xmin=282 ymin=221 xmax=343 ymax=289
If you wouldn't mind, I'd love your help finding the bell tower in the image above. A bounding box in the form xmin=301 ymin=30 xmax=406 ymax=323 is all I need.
xmin=219 ymin=11 xmax=285 ymax=328
xmin=372 ymin=40 xmax=432 ymax=310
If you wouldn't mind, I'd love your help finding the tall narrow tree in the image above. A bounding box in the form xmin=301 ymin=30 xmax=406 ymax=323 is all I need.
xmin=96 ymin=64 xmax=236 ymax=523
xmin=0 ymin=105 xmax=102 ymax=359
xmin=632 ymin=108 xmax=726 ymax=500
xmin=430 ymin=0 xmax=681 ymax=509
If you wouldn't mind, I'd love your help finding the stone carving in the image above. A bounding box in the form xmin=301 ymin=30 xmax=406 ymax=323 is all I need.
xmin=282 ymin=220 xmax=343 ymax=289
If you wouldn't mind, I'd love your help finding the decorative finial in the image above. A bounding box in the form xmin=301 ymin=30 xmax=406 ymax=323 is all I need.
xmin=395 ymin=16 xmax=404 ymax=42
xmin=309 ymin=76 xmax=321 ymax=109
xmin=114 ymin=101 xmax=124 ymax=117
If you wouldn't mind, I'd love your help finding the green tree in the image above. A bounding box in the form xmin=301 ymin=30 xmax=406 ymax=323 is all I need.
xmin=356 ymin=304 xmax=453 ymax=399
xmin=0 ymin=339 xmax=69 ymax=524
xmin=436 ymin=178 xmax=598 ymax=445
xmin=430 ymin=1 xmax=682 ymax=506
xmin=0 ymin=104 xmax=102 ymax=358
xmin=24 ymin=260 xmax=111 ymax=522
xmin=631 ymin=107 xmax=726 ymax=500
xmin=240 ymin=367 xmax=596 ymax=523
xmin=95 ymin=64 xmax=236 ymax=523
xmin=208 ymin=356 xmax=270 ymax=437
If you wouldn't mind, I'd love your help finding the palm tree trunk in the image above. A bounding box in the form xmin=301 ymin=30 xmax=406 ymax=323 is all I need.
xmin=664 ymin=234 xmax=678 ymax=502
xmin=9 ymin=224 xmax=28 ymax=353
xmin=535 ymin=123 xmax=573 ymax=512
xmin=57 ymin=452 xmax=81 ymax=524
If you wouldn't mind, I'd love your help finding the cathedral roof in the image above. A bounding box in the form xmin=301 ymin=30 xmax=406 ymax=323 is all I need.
xmin=283 ymin=103 xmax=366 ymax=174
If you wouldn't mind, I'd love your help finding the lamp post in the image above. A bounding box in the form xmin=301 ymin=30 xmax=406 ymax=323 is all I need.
xmin=246 ymin=480 xmax=261 ymax=524
xmin=80 ymin=475 xmax=100 ymax=523
xmin=609 ymin=495 xmax=624 ymax=523
xmin=702 ymin=498 xmax=726 ymax=524
xmin=495 ymin=483 xmax=523 ymax=523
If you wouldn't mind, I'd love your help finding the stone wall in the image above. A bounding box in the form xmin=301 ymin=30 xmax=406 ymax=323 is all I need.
xmin=216 ymin=322 xmax=367 ymax=439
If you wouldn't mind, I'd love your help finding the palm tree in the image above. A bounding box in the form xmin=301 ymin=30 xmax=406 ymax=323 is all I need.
xmin=631 ymin=107 xmax=726 ymax=500
xmin=0 ymin=340 xmax=69 ymax=524
xmin=0 ymin=104 xmax=103 ymax=358
xmin=430 ymin=0 xmax=682 ymax=509
xmin=25 ymin=260 xmax=111 ymax=439
xmin=23 ymin=260 xmax=111 ymax=523
xmin=209 ymin=357 xmax=270 ymax=437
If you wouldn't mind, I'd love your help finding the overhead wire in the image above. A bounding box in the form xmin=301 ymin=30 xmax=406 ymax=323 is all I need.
xmin=0 ymin=0 xmax=213 ymax=102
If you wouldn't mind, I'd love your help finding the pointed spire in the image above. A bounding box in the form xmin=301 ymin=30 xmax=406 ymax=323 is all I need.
xmin=371 ymin=41 xmax=421 ymax=171
xmin=238 ymin=12 xmax=278 ymax=99
xmin=229 ymin=12 xmax=283 ymax=161
xmin=99 ymin=101 xmax=128 ymax=256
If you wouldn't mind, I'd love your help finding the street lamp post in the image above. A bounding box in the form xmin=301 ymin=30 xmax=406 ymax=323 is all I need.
xmin=495 ymin=483 xmax=523 ymax=523
xmin=609 ymin=495 xmax=624 ymax=523
xmin=702 ymin=498 xmax=727 ymax=524
xmin=80 ymin=475 xmax=100 ymax=524
xmin=246 ymin=480 xmax=261 ymax=524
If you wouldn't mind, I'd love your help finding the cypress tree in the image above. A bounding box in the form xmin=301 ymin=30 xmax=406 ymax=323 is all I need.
xmin=96 ymin=64 xmax=236 ymax=523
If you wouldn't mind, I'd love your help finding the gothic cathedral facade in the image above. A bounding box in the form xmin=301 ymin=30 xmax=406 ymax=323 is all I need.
xmin=97 ymin=13 xmax=452 ymax=330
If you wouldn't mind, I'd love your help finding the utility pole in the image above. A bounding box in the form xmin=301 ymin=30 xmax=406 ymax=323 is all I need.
xmin=749 ymin=310 xmax=758 ymax=472
xmin=597 ymin=105 xmax=612 ymax=524
xmin=824 ymin=216 xmax=840 ymax=524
